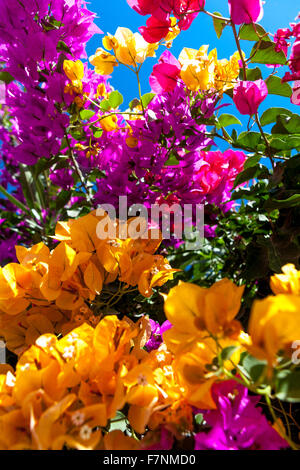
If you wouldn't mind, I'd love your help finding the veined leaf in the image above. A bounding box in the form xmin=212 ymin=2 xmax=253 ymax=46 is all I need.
xmin=216 ymin=114 xmax=242 ymax=129
xmin=212 ymin=12 xmax=227 ymax=39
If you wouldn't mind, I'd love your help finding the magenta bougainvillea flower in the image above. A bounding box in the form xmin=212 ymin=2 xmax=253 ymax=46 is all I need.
xmin=139 ymin=15 xmax=171 ymax=43
xmin=195 ymin=380 xmax=289 ymax=450
xmin=145 ymin=319 xmax=172 ymax=351
xmin=228 ymin=0 xmax=264 ymax=25
xmin=290 ymin=39 xmax=300 ymax=77
xmin=149 ymin=50 xmax=181 ymax=93
xmin=274 ymin=28 xmax=293 ymax=56
xmin=233 ymin=79 xmax=268 ymax=115
xmin=127 ymin=0 xmax=160 ymax=15
xmin=127 ymin=0 xmax=205 ymax=42
xmin=282 ymin=15 xmax=300 ymax=83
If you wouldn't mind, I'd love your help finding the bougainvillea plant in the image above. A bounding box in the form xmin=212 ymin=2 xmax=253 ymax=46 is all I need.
xmin=0 ymin=0 xmax=299 ymax=451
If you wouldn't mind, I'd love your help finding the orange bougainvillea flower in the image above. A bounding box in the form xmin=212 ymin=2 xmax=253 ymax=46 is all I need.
xmin=63 ymin=60 xmax=84 ymax=96
xmin=163 ymin=278 xmax=244 ymax=341
xmin=178 ymin=46 xmax=241 ymax=93
xmin=89 ymin=48 xmax=118 ymax=75
xmin=0 ymin=317 xmax=151 ymax=448
xmin=247 ymin=294 xmax=300 ymax=365
xmin=0 ymin=263 xmax=31 ymax=314
xmin=137 ymin=256 xmax=179 ymax=298
xmin=100 ymin=27 xmax=158 ymax=68
xmin=63 ymin=60 xmax=84 ymax=82
xmin=99 ymin=114 xmax=119 ymax=132
xmin=270 ymin=263 xmax=300 ymax=295
xmin=0 ymin=210 xmax=176 ymax=356
xmin=103 ymin=430 xmax=140 ymax=450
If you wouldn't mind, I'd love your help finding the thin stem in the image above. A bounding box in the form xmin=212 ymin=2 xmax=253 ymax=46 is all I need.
xmin=204 ymin=131 xmax=232 ymax=144
xmin=64 ymin=132 xmax=93 ymax=206
xmin=201 ymin=10 xmax=231 ymax=23
xmin=33 ymin=171 xmax=46 ymax=210
xmin=277 ymin=400 xmax=292 ymax=441
xmin=255 ymin=113 xmax=275 ymax=170
xmin=135 ymin=68 xmax=145 ymax=115
xmin=231 ymin=21 xmax=247 ymax=80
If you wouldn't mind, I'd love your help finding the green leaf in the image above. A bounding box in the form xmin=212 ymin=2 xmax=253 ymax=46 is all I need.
xmin=220 ymin=346 xmax=238 ymax=362
xmin=216 ymin=114 xmax=242 ymax=130
xmin=69 ymin=128 xmax=85 ymax=141
xmin=265 ymin=194 xmax=300 ymax=210
xmin=231 ymin=187 xmax=255 ymax=200
xmin=0 ymin=184 xmax=31 ymax=215
xmin=260 ymin=108 xmax=293 ymax=126
xmin=212 ymin=12 xmax=227 ymax=39
xmin=80 ymin=109 xmax=96 ymax=121
xmin=275 ymin=370 xmax=300 ymax=402
xmin=141 ymin=92 xmax=155 ymax=108
xmin=0 ymin=70 xmax=14 ymax=84
xmin=92 ymin=127 xmax=103 ymax=138
xmin=55 ymin=190 xmax=72 ymax=210
xmin=246 ymin=67 xmax=262 ymax=81
xmin=108 ymin=411 xmax=127 ymax=432
xmin=265 ymin=75 xmax=292 ymax=97
xmin=42 ymin=18 xmax=64 ymax=31
xmin=241 ymin=354 xmax=267 ymax=383
xmin=100 ymin=99 xmax=111 ymax=112
xmin=233 ymin=164 xmax=268 ymax=188
xmin=236 ymin=131 xmax=262 ymax=150
xmin=54 ymin=158 xmax=71 ymax=170
xmin=19 ymin=165 xmax=35 ymax=209
xmin=271 ymin=119 xmax=290 ymax=135
xmin=129 ymin=98 xmax=140 ymax=110
xmin=195 ymin=413 xmax=204 ymax=426
xmin=239 ymin=23 xmax=270 ymax=42
xmin=244 ymin=155 xmax=261 ymax=169
xmin=164 ymin=153 xmax=179 ymax=166
xmin=108 ymin=90 xmax=123 ymax=109
xmin=56 ymin=40 xmax=72 ymax=54
xmin=231 ymin=128 xmax=238 ymax=141
xmin=224 ymin=88 xmax=233 ymax=99
xmin=34 ymin=156 xmax=62 ymax=175
xmin=277 ymin=114 xmax=300 ymax=134
xmin=269 ymin=135 xmax=300 ymax=151
xmin=250 ymin=41 xmax=287 ymax=65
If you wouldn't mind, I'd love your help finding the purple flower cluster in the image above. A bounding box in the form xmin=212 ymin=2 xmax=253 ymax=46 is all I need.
xmin=0 ymin=0 xmax=104 ymax=262
xmin=94 ymin=83 xmax=246 ymax=215
xmin=195 ymin=380 xmax=289 ymax=450
xmin=0 ymin=0 xmax=102 ymax=165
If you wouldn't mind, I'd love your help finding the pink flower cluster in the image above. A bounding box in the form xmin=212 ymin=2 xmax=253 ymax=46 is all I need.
xmin=282 ymin=14 xmax=300 ymax=81
xmin=127 ymin=0 xmax=205 ymax=42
